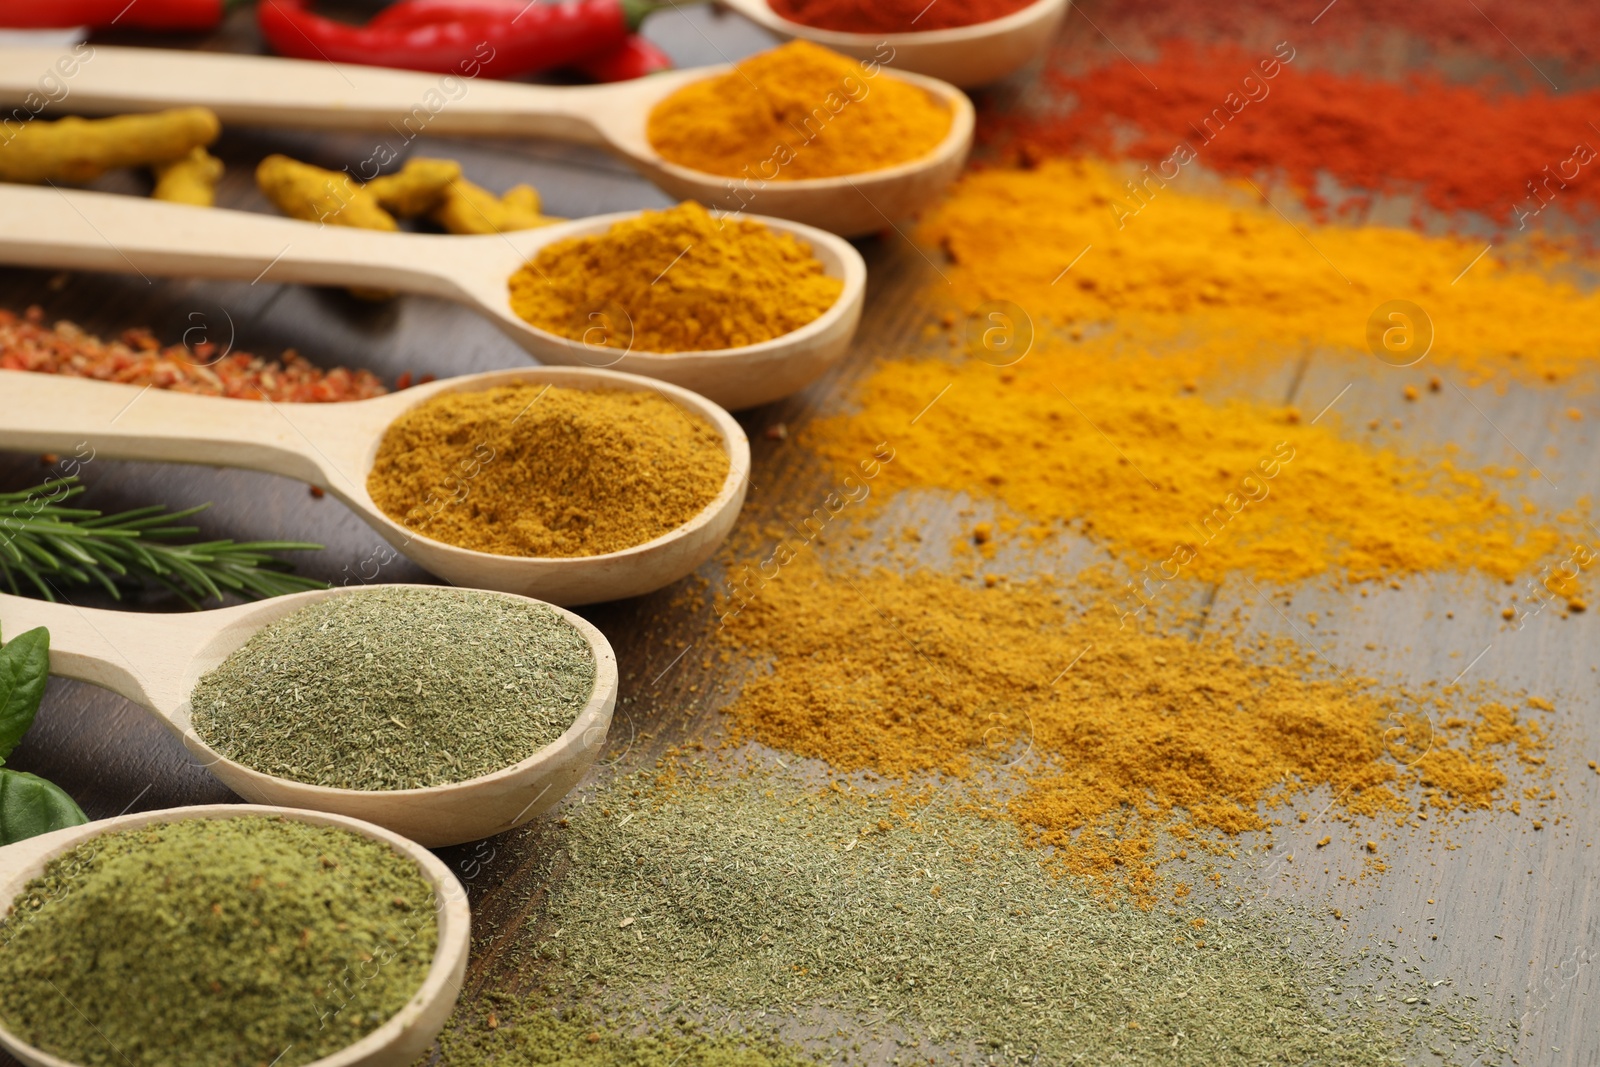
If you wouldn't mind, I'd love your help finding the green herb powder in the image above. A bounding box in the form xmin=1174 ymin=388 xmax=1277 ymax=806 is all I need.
xmin=0 ymin=816 xmax=438 ymax=1067
xmin=189 ymin=586 xmax=596 ymax=790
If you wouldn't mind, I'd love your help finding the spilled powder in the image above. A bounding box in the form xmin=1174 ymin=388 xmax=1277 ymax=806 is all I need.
xmin=716 ymin=556 xmax=1552 ymax=900
xmin=917 ymin=157 xmax=1600 ymax=386
xmin=805 ymin=351 xmax=1590 ymax=596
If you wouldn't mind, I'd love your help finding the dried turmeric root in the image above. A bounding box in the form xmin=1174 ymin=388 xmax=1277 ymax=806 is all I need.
xmin=430 ymin=178 xmax=559 ymax=235
xmin=151 ymin=147 xmax=223 ymax=207
xmin=0 ymin=107 xmax=219 ymax=184
xmin=255 ymin=154 xmax=398 ymax=231
xmin=366 ymin=157 xmax=461 ymax=217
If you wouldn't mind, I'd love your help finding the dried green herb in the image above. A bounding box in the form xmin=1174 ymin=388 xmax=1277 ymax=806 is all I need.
xmin=190 ymin=586 xmax=596 ymax=790
xmin=503 ymin=763 xmax=1494 ymax=1065
xmin=434 ymin=997 xmax=820 ymax=1067
xmin=0 ymin=816 xmax=438 ymax=1067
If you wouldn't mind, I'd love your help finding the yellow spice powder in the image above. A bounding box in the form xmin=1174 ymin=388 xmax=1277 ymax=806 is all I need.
xmin=919 ymin=157 xmax=1600 ymax=386
xmin=717 ymin=555 xmax=1551 ymax=902
xmin=368 ymin=384 xmax=729 ymax=558
xmin=508 ymin=202 xmax=842 ymax=354
xmin=647 ymin=41 xmax=952 ymax=180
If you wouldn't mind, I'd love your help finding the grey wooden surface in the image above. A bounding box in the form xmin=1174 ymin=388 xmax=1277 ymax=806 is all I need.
xmin=0 ymin=4 xmax=1595 ymax=1064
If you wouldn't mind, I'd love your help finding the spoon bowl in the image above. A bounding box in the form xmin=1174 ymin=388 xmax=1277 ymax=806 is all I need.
xmin=719 ymin=0 xmax=1073 ymax=87
xmin=0 ymin=187 xmax=867 ymax=410
xmin=0 ymin=45 xmax=974 ymax=237
xmin=0 ymin=585 xmax=618 ymax=847
xmin=0 ymin=366 xmax=750 ymax=606
xmin=0 ymin=804 xmax=470 ymax=1067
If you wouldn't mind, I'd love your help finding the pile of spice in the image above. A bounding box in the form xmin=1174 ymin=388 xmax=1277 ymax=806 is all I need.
xmin=509 ymin=202 xmax=842 ymax=353
xmin=989 ymin=42 xmax=1600 ymax=227
xmin=0 ymin=306 xmax=387 ymax=401
xmin=716 ymin=555 xmax=1552 ymax=898
xmin=647 ymin=42 xmax=952 ymax=180
xmin=367 ymin=384 xmax=729 ymax=558
xmin=768 ymin=0 xmax=1035 ymax=32
xmin=916 ymin=157 xmax=1600 ymax=385
xmin=491 ymin=764 xmax=1484 ymax=1064
xmin=806 ymin=351 xmax=1587 ymax=596
xmin=0 ymin=815 xmax=437 ymax=1067
xmin=189 ymin=587 xmax=595 ymax=790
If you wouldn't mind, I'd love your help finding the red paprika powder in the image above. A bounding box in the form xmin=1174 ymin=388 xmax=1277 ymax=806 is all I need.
xmin=768 ymin=0 xmax=1034 ymax=34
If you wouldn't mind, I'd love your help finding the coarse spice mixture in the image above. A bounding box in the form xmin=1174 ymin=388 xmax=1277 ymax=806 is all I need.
xmin=189 ymin=587 xmax=595 ymax=790
xmin=806 ymin=350 xmax=1591 ymax=600
xmin=715 ymin=556 xmax=1553 ymax=900
xmin=0 ymin=816 xmax=437 ymax=1067
xmin=917 ymin=157 xmax=1600 ymax=386
xmin=367 ymin=384 xmax=729 ymax=558
xmin=508 ymin=202 xmax=842 ymax=354
xmin=647 ymin=42 xmax=952 ymax=180
xmin=0 ymin=306 xmax=388 ymax=401
xmin=500 ymin=763 xmax=1500 ymax=1065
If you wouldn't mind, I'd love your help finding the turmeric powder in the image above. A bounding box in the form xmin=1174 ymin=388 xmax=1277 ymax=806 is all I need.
xmin=717 ymin=554 xmax=1551 ymax=901
xmin=507 ymin=202 xmax=842 ymax=354
xmin=0 ymin=107 xmax=219 ymax=184
xmin=151 ymin=147 xmax=223 ymax=207
xmin=918 ymin=158 xmax=1600 ymax=386
xmin=647 ymin=41 xmax=952 ymax=179
xmin=367 ymin=384 xmax=729 ymax=558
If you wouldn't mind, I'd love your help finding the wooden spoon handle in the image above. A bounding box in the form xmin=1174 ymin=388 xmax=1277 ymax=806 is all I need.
xmin=0 ymin=592 xmax=216 ymax=715
xmin=0 ymin=185 xmax=475 ymax=299
xmin=0 ymin=45 xmax=608 ymax=142
xmin=0 ymin=370 xmax=365 ymax=492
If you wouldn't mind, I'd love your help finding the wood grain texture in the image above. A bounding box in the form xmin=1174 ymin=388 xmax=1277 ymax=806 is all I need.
xmin=0 ymin=3 xmax=1595 ymax=1064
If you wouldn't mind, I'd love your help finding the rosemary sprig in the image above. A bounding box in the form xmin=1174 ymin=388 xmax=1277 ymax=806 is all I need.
xmin=0 ymin=477 xmax=328 ymax=607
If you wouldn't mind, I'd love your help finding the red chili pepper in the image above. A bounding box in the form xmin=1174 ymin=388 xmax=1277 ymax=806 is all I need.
xmin=258 ymin=0 xmax=661 ymax=79
xmin=573 ymin=34 xmax=672 ymax=81
xmin=0 ymin=0 xmax=224 ymax=29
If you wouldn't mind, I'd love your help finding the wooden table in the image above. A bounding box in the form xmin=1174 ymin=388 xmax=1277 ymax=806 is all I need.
xmin=0 ymin=5 xmax=1595 ymax=1064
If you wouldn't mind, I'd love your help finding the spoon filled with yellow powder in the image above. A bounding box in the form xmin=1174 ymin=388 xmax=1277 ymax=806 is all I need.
xmin=0 ymin=41 xmax=972 ymax=235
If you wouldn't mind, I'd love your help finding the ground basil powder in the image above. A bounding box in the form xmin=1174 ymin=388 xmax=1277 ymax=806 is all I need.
xmin=189 ymin=586 xmax=596 ymax=790
xmin=0 ymin=816 xmax=438 ymax=1067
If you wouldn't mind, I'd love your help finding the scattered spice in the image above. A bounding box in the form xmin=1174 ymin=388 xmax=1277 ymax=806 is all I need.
xmin=0 ymin=816 xmax=437 ymax=1067
xmin=917 ymin=157 xmax=1600 ymax=386
xmin=647 ymin=42 xmax=951 ymax=179
xmin=151 ymin=146 xmax=224 ymax=207
xmin=0 ymin=306 xmax=387 ymax=401
xmin=768 ymin=0 xmax=1034 ymax=32
xmin=190 ymin=587 xmax=595 ymax=790
xmin=0 ymin=107 xmax=219 ymax=183
xmin=717 ymin=556 xmax=1551 ymax=898
xmin=504 ymin=763 xmax=1488 ymax=1063
xmin=508 ymin=202 xmax=842 ymax=354
xmin=992 ymin=43 xmax=1600 ymax=228
xmin=367 ymin=384 xmax=729 ymax=558
xmin=807 ymin=351 xmax=1585 ymax=593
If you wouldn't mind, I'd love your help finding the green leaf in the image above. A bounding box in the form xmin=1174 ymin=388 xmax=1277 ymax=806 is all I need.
xmin=0 ymin=627 xmax=49 ymax=762
xmin=0 ymin=769 xmax=87 ymax=845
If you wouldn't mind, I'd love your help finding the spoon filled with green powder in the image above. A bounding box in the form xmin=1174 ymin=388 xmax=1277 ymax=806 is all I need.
xmin=0 ymin=804 xmax=470 ymax=1067
xmin=0 ymin=585 xmax=617 ymax=847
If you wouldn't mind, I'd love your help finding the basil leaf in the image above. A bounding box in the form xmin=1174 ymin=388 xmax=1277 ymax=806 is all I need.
xmin=0 ymin=627 xmax=50 ymax=763
xmin=0 ymin=769 xmax=87 ymax=845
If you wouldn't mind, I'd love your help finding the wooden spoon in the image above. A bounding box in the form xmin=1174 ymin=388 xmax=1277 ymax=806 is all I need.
xmin=0 ymin=804 xmax=470 ymax=1067
xmin=0 ymin=366 xmax=750 ymax=606
xmin=0 ymin=185 xmax=865 ymax=410
xmin=0 ymin=45 xmax=974 ymax=237
xmin=0 ymin=585 xmax=617 ymax=848
xmin=719 ymin=0 xmax=1073 ymax=87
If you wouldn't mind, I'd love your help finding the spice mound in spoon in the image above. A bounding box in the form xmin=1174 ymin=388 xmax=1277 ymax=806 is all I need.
xmin=366 ymin=384 xmax=730 ymax=558
xmin=768 ymin=0 xmax=1035 ymax=31
xmin=190 ymin=586 xmax=595 ymax=790
xmin=0 ymin=816 xmax=437 ymax=1067
xmin=646 ymin=41 xmax=953 ymax=180
xmin=508 ymin=202 xmax=842 ymax=353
